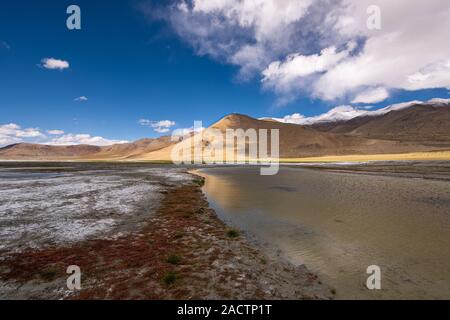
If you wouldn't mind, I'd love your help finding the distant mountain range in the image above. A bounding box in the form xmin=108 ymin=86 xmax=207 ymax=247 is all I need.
xmin=1 ymin=101 xmax=449 ymax=161
xmin=267 ymin=98 xmax=450 ymax=125
xmin=0 ymin=136 xmax=176 ymax=161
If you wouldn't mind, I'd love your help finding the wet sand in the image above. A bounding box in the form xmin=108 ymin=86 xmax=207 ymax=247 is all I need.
xmin=197 ymin=162 xmax=450 ymax=299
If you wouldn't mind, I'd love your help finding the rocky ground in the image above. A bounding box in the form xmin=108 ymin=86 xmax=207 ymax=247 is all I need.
xmin=0 ymin=169 xmax=333 ymax=300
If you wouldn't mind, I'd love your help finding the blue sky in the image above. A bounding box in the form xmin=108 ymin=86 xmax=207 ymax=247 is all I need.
xmin=0 ymin=0 xmax=449 ymax=145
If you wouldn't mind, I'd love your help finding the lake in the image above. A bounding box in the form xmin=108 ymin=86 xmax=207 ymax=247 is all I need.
xmin=197 ymin=165 xmax=450 ymax=299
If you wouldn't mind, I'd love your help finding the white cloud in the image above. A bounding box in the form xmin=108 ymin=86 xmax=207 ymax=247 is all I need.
xmin=273 ymin=105 xmax=370 ymax=125
xmin=0 ymin=123 xmax=128 ymax=147
xmin=190 ymin=0 xmax=312 ymax=41
xmin=0 ymin=123 xmax=44 ymax=138
xmin=0 ymin=123 xmax=45 ymax=147
xmin=47 ymin=134 xmax=128 ymax=146
xmin=47 ymin=130 xmax=65 ymax=135
xmin=138 ymin=119 xmax=151 ymax=126
xmin=0 ymin=123 xmax=20 ymax=135
xmin=15 ymin=129 xmax=43 ymax=138
xmin=152 ymin=0 xmax=450 ymax=104
xmin=313 ymin=0 xmax=450 ymax=101
xmin=145 ymin=0 xmax=323 ymax=79
xmin=41 ymin=58 xmax=70 ymax=70
xmin=0 ymin=135 xmax=21 ymax=146
xmin=139 ymin=119 xmax=176 ymax=133
xmin=262 ymin=42 xmax=356 ymax=98
xmin=172 ymin=125 xmax=205 ymax=137
xmin=74 ymin=96 xmax=88 ymax=101
xmin=351 ymin=87 xmax=389 ymax=104
xmin=263 ymin=43 xmax=355 ymax=80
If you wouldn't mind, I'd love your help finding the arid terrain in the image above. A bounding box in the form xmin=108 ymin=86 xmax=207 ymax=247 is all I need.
xmin=0 ymin=101 xmax=449 ymax=300
xmin=1 ymin=102 xmax=449 ymax=162
xmin=0 ymin=163 xmax=332 ymax=300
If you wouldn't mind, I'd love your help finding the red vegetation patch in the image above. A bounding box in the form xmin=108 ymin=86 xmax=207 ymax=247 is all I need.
xmin=0 ymin=177 xmax=331 ymax=300
xmin=1 ymin=184 xmax=217 ymax=299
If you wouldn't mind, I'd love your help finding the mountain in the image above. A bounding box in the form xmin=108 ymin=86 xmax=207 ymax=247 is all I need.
xmin=208 ymin=113 xmax=397 ymax=158
xmin=133 ymin=112 xmax=441 ymax=161
xmin=0 ymin=143 xmax=102 ymax=160
xmin=1 ymin=102 xmax=449 ymax=161
xmin=312 ymin=104 xmax=450 ymax=147
xmin=270 ymin=98 xmax=450 ymax=125
xmin=123 ymin=102 xmax=450 ymax=160
xmin=81 ymin=137 xmax=174 ymax=160
xmin=0 ymin=136 xmax=174 ymax=160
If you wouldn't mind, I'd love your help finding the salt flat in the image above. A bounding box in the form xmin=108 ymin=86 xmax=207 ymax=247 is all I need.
xmin=0 ymin=163 xmax=192 ymax=253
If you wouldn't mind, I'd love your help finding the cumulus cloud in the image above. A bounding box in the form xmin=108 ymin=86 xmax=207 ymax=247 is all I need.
xmin=139 ymin=119 xmax=176 ymax=133
xmin=145 ymin=0 xmax=450 ymax=104
xmin=189 ymin=0 xmax=312 ymax=41
xmin=263 ymin=43 xmax=356 ymax=82
xmin=262 ymin=42 xmax=357 ymax=102
xmin=0 ymin=123 xmax=127 ymax=147
xmin=41 ymin=58 xmax=70 ymax=70
xmin=47 ymin=134 xmax=128 ymax=146
xmin=142 ymin=0 xmax=333 ymax=79
xmin=351 ymin=87 xmax=389 ymax=104
xmin=74 ymin=96 xmax=88 ymax=101
xmin=313 ymin=0 xmax=450 ymax=101
xmin=172 ymin=125 xmax=205 ymax=137
xmin=0 ymin=137 xmax=20 ymax=146
xmin=0 ymin=123 xmax=44 ymax=146
xmin=0 ymin=123 xmax=44 ymax=139
xmin=47 ymin=130 xmax=65 ymax=135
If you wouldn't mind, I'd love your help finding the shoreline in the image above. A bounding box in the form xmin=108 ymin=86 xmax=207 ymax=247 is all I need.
xmin=1 ymin=149 xmax=450 ymax=164
xmin=0 ymin=172 xmax=332 ymax=300
xmin=194 ymin=165 xmax=450 ymax=299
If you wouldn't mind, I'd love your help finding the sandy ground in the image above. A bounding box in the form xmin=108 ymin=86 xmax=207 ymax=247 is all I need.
xmin=280 ymin=150 xmax=450 ymax=163
xmin=0 ymin=165 xmax=332 ymax=300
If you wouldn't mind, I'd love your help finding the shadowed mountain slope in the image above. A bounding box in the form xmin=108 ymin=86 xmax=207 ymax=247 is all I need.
xmin=312 ymin=104 xmax=450 ymax=147
xmin=1 ymin=104 xmax=449 ymax=161
xmin=0 ymin=137 xmax=174 ymax=160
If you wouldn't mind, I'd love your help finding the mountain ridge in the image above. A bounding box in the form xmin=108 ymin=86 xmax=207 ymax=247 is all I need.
xmin=1 ymin=102 xmax=449 ymax=160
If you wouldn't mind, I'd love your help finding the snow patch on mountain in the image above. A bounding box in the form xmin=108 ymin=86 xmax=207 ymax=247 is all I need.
xmin=266 ymin=98 xmax=450 ymax=125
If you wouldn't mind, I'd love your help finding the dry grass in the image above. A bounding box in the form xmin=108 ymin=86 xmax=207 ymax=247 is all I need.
xmin=132 ymin=150 xmax=450 ymax=164
xmin=8 ymin=150 xmax=449 ymax=164
xmin=280 ymin=150 xmax=450 ymax=163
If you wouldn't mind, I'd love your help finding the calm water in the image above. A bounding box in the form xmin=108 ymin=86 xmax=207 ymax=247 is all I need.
xmin=197 ymin=166 xmax=450 ymax=299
